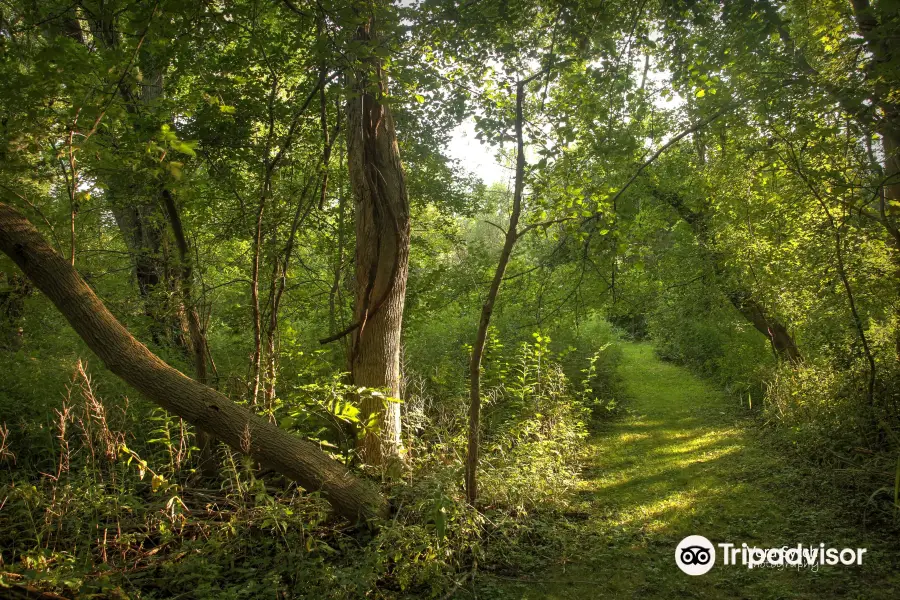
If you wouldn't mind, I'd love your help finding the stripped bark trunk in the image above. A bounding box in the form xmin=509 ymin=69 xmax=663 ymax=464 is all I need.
xmin=345 ymin=14 xmax=411 ymax=466
xmin=0 ymin=201 xmax=388 ymax=522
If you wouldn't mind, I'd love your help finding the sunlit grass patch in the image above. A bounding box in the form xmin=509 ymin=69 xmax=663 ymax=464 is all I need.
xmin=489 ymin=343 xmax=899 ymax=599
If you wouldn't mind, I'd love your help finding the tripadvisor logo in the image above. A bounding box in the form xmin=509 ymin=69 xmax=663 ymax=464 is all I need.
xmin=675 ymin=536 xmax=868 ymax=575
xmin=676 ymin=535 xmax=716 ymax=575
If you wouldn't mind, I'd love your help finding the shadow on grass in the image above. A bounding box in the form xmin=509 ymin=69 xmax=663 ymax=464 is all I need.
xmin=472 ymin=343 xmax=899 ymax=600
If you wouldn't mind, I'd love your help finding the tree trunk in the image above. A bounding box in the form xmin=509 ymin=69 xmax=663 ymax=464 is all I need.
xmin=345 ymin=15 xmax=411 ymax=467
xmin=0 ymin=271 xmax=29 ymax=350
xmin=264 ymin=248 xmax=279 ymax=412
xmin=249 ymin=189 xmax=266 ymax=408
xmin=655 ymin=188 xmax=802 ymax=363
xmin=770 ymin=0 xmax=900 ymax=359
xmin=723 ymin=290 xmax=802 ymax=363
xmin=83 ymin=12 xmax=219 ymax=469
xmin=466 ymin=80 xmax=529 ymax=505
xmin=329 ymin=186 xmax=349 ymax=345
xmin=87 ymin=11 xmax=190 ymax=352
xmin=0 ymin=201 xmax=387 ymax=523
xmin=161 ymin=191 xmax=218 ymax=476
xmin=110 ymin=199 xmax=173 ymax=345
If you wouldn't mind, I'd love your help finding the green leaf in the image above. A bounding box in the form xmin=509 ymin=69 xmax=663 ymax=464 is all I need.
xmin=170 ymin=139 xmax=198 ymax=157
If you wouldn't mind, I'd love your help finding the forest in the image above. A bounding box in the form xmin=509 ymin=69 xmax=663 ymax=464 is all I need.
xmin=1 ymin=0 xmax=900 ymax=597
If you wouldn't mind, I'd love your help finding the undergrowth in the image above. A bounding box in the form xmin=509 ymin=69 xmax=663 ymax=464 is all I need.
xmin=762 ymin=358 xmax=900 ymax=527
xmin=0 ymin=334 xmax=623 ymax=598
xmin=646 ymin=293 xmax=900 ymax=530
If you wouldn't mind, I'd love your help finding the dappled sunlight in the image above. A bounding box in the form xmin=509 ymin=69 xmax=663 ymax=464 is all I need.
xmin=6 ymin=0 xmax=900 ymax=595
xmin=612 ymin=431 xmax=653 ymax=444
xmin=494 ymin=343 xmax=897 ymax=599
xmin=582 ymin=444 xmax=743 ymax=511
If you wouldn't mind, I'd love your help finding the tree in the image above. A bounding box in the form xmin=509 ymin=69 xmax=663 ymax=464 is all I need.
xmin=466 ymin=78 xmax=528 ymax=504
xmin=76 ymin=2 xmax=220 ymax=470
xmin=0 ymin=201 xmax=387 ymax=522
xmin=651 ymin=187 xmax=802 ymax=363
xmin=342 ymin=7 xmax=411 ymax=466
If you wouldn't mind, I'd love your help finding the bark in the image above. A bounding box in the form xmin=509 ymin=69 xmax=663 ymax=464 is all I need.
xmin=784 ymin=151 xmax=880 ymax=408
xmin=110 ymin=198 xmax=173 ymax=345
xmin=263 ymin=256 xmax=278 ymax=412
xmin=0 ymin=201 xmax=388 ymax=522
xmin=65 ymin=128 xmax=76 ymax=267
xmin=161 ymin=190 xmax=218 ymax=475
xmin=263 ymin=114 xmax=340 ymax=410
xmin=723 ymin=289 xmax=802 ymax=363
xmin=161 ymin=192 xmax=209 ymax=383
xmin=329 ymin=182 xmax=349 ymax=339
xmin=249 ymin=75 xmax=288 ymax=409
xmin=654 ymin=189 xmax=802 ymax=363
xmin=466 ymin=80 xmax=529 ymax=505
xmin=85 ymin=11 xmax=219 ymax=468
xmin=345 ymin=15 xmax=411 ymax=466
xmin=318 ymin=17 xmax=333 ymax=211
xmin=248 ymin=72 xmax=329 ymax=409
xmin=249 ymin=187 xmax=266 ymax=407
xmin=827 ymin=220 xmax=876 ymax=409
xmin=87 ymin=10 xmax=190 ymax=351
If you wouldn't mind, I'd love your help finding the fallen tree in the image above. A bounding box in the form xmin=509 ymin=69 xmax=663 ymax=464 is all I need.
xmin=0 ymin=201 xmax=388 ymax=523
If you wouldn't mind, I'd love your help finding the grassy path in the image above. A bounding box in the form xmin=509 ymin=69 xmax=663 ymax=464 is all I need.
xmin=484 ymin=343 xmax=898 ymax=599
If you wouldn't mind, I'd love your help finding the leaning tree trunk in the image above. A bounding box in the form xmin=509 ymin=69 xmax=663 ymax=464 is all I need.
xmin=654 ymin=189 xmax=802 ymax=363
xmin=345 ymin=15 xmax=411 ymax=466
xmin=723 ymin=289 xmax=802 ymax=363
xmin=0 ymin=201 xmax=387 ymax=522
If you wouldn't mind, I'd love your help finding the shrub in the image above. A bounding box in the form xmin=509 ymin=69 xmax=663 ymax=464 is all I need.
xmin=0 ymin=334 xmax=621 ymax=598
xmin=762 ymin=356 xmax=900 ymax=526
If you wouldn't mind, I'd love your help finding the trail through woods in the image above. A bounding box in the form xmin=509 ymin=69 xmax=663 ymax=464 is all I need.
xmin=484 ymin=344 xmax=899 ymax=599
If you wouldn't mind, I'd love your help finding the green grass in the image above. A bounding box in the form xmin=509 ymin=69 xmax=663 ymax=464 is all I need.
xmin=478 ymin=343 xmax=900 ymax=599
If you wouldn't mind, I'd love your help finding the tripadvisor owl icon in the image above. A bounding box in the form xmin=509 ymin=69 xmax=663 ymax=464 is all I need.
xmin=676 ymin=535 xmax=716 ymax=575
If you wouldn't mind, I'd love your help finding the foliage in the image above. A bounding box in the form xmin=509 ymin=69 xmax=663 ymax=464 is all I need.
xmin=0 ymin=337 xmax=614 ymax=598
xmin=3 ymin=0 xmax=900 ymax=596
